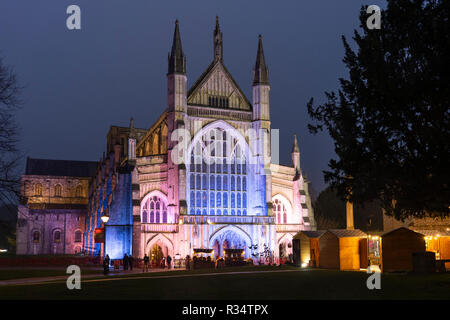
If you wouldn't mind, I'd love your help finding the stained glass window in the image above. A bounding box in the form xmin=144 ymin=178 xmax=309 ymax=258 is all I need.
xmin=188 ymin=127 xmax=248 ymax=216
xmin=141 ymin=195 xmax=168 ymax=223
xmin=273 ymin=198 xmax=287 ymax=224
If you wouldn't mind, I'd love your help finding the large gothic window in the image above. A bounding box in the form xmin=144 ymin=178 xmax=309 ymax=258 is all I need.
xmin=141 ymin=194 xmax=168 ymax=223
xmin=188 ymin=126 xmax=248 ymax=216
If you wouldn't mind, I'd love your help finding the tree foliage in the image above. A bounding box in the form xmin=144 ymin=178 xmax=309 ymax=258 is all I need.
xmin=307 ymin=0 xmax=449 ymax=220
xmin=313 ymin=186 xmax=346 ymax=230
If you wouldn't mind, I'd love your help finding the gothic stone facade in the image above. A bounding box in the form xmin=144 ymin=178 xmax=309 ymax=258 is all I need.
xmin=19 ymin=19 xmax=317 ymax=263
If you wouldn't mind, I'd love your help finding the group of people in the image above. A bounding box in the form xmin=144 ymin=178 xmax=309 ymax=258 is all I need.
xmin=103 ymin=253 xmax=174 ymax=275
xmin=142 ymin=254 xmax=172 ymax=272
xmin=122 ymin=253 xmax=134 ymax=271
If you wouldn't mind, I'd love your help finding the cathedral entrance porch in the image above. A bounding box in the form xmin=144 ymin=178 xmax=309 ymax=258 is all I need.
xmin=144 ymin=233 xmax=174 ymax=268
xmin=150 ymin=244 xmax=165 ymax=268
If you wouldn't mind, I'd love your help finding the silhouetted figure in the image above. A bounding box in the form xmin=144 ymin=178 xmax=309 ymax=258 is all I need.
xmin=185 ymin=255 xmax=191 ymax=270
xmin=123 ymin=253 xmax=129 ymax=271
xmin=128 ymin=255 xmax=134 ymax=271
xmin=143 ymin=254 xmax=149 ymax=272
xmin=166 ymin=255 xmax=172 ymax=269
xmin=103 ymin=254 xmax=110 ymax=275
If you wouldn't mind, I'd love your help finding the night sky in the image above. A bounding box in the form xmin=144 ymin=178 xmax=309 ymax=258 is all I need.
xmin=0 ymin=0 xmax=385 ymax=194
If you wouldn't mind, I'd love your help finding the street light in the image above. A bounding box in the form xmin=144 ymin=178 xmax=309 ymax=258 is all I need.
xmin=101 ymin=214 xmax=110 ymax=223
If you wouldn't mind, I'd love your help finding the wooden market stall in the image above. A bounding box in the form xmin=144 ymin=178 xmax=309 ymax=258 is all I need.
xmin=381 ymin=227 xmax=425 ymax=272
xmin=318 ymin=229 xmax=367 ymax=271
xmin=192 ymin=248 xmax=215 ymax=269
xmin=293 ymin=230 xmax=326 ymax=267
xmin=364 ymin=232 xmax=383 ymax=269
xmin=417 ymin=230 xmax=450 ymax=270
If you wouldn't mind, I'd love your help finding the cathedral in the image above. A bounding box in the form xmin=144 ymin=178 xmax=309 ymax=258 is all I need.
xmin=16 ymin=18 xmax=316 ymax=263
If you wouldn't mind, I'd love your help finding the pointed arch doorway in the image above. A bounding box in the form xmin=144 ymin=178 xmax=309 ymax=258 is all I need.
xmin=150 ymin=244 xmax=164 ymax=267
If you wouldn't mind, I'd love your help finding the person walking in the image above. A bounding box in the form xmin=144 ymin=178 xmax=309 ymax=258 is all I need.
xmin=123 ymin=253 xmax=129 ymax=271
xmin=185 ymin=255 xmax=191 ymax=270
xmin=143 ymin=254 xmax=149 ymax=272
xmin=103 ymin=254 xmax=110 ymax=275
xmin=166 ymin=255 xmax=172 ymax=269
xmin=128 ymin=255 xmax=134 ymax=271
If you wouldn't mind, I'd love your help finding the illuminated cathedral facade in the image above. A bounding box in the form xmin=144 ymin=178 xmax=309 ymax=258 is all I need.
xmin=17 ymin=18 xmax=316 ymax=262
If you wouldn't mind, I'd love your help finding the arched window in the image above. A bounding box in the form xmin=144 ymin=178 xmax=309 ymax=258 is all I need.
xmin=190 ymin=174 xmax=195 ymax=189
xmin=141 ymin=194 xmax=168 ymax=224
xmin=55 ymin=184 xmax=62 ymax=197
xmin=76 ymin=185 xmax=82 ymax=198
xmin=273 ymin=198 xmax=288 ymax=224
xmin=35 ymin=183 xmax=42 ymax=196
xmin=150 ymin=211 xmax=155 ymax=223
xmin=210 ymin=192 xmax=215 ymax=207
xmin=187 ymin=126 xmax=248 ymax=216
xmin=33 ymin=231 xmax=40 ymax=243
xmin=142 ymin=210 xmax=148 ymax=223
xmin=75 ymin=230 xmax=82 ymax=243
xmin=223 ymin=193 xmax=228 ymax=207
xmin=210 ymin=176 xmax=215 ymax=189
xmin=202 ymin=191 xmax=207 ymax=207
xmin=54 ymin=230 xmax=61 ymax=243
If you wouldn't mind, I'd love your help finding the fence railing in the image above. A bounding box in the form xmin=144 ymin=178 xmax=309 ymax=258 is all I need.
xmin=141 ymin=223 xmax=179 ymax=233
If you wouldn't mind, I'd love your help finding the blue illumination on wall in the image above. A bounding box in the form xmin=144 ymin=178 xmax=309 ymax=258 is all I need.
xmin=104 ymin=172 xmax=133 ymax=260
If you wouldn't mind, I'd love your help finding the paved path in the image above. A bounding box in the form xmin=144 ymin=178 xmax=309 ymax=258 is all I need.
xmin=0 ymin=268 xmax=308 ymax=287
xmin=0 ymin=267 xmax=182 ymax=286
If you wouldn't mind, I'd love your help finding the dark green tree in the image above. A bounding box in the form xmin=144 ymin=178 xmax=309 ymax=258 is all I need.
xmin=313 ymin=186 xmax=346 ymax=230
xmin=307 ymin=0 xmax=449 ymax=220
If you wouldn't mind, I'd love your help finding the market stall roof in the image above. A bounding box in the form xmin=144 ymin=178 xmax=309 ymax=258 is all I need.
xmin=293 ymin=230 xmax=326 ymax=239
xmin=328 ymin=229 xmax=367 ymax=238
xmin=414 ymin=230 xmax=450 ymax=237
xmin=193 ymin=248 xmax=213 ymax=253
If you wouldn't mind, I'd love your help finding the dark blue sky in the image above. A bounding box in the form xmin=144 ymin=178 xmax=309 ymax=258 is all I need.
xmin=0 ymin=0 xmax=385 ymax=194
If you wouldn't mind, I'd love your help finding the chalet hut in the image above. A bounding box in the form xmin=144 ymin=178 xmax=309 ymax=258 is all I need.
xmin=292 ymin=230 xmax=326 ymax=267
xmin=417 ymin=230 xmax=450 ymax=270
xmin=319 ymin=229 xmax=367 ymax=271
xmin=381 ymin=227 xmax=425 ymax=272
xmin=364 ymin=232 xmax=384 ymax=269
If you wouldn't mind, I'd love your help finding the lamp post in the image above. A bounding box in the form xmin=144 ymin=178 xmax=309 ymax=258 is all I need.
xmin=100 ymin=214 xmax=109 ymax=258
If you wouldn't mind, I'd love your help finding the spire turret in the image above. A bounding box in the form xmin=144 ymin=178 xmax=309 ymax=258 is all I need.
xmin=292 ymin=133 xmax=300 ymax=153
xmin=129 ymin=117 xmax=136 ymax=139
xmin=213 ymin=16 xmax=223 ymax=62
xmin=253 ymin=35 xmax=269 ymax=85
xmin=168 ymin=20 xmax=186 ymax=74
xmin=291 ymin=134 xmax=300 ymax=172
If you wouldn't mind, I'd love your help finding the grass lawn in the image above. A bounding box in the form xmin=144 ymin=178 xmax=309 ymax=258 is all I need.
xmin=0 ymin=266 xmax=449 ymax=300
xmin=0 ymin=268 xmax=101 ymax=281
